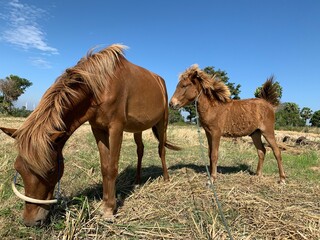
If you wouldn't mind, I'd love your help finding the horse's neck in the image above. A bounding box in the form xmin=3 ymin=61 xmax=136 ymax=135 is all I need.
xmin=196 ymin=93 xmax=213 ymax=115
xmin=196 ymin=94 xmax=222 ymax=125
xmin=63 ymin=97 xmax=95 ymax=136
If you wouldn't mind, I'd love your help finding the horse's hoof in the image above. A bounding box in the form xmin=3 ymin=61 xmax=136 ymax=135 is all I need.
xmin=99 ymin=208 xmax=115 ymax=222
xmin=96 ymin=203 xmax=115 ymax=222
xmin=103 ymin=212 xmax=115 ymax=223
xmin=278 ymin=179 xmax=286 ymax=185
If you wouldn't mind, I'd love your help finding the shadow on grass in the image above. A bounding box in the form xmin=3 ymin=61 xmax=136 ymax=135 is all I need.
xmin=169 ymin=163 xmax=255 ymax=175
xmin=48 ymin=163 xmax=253 ymax=225
xmin=48 ymin=165 xmax=164 ymax=225
xmin=74 ymin=165 xmax=164 ymax=199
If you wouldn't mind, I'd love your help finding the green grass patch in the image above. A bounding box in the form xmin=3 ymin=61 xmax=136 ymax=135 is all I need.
xmin=282 ymin=151 xmax=319 ymax=181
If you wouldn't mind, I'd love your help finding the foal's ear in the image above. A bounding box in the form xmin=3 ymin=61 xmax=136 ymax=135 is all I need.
xmin=0 ymin=127 xmax=18 ymax=139
xmin=191 ymin=70 xmax=199 ymax=83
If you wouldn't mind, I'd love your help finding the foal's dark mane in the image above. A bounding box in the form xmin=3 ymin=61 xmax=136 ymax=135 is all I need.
xmin=180 ymin=64 xmax=231 ymax=103
xmin=14 ymin=44 xmax=128 ymax=177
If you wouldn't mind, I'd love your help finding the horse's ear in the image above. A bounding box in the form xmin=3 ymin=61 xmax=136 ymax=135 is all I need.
xmin=0 ymin=127 xmax=18 ymax=139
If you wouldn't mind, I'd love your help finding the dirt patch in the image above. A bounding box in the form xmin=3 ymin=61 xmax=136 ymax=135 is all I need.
xmin=310 ymin=166 xmax=320 ymax=172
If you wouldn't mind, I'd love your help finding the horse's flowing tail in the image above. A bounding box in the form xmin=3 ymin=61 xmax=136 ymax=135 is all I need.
xmin=152 ymin=127 xmax=182 ymax=151
xmin=258 ymin=76 xmax=280 ymax=107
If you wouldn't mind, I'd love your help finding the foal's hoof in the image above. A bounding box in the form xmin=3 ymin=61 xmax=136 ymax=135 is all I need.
xmin=278 ymin=179 xmax=286 ymax=185
xmin=206 ymin=177 xmax=216 ymax=187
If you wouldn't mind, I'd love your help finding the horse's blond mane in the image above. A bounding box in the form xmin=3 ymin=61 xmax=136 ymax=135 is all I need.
xmin=181 ymin=64 xmax=231 ymax=103
xmin=14 ymin=44 xmax=127 ymax=177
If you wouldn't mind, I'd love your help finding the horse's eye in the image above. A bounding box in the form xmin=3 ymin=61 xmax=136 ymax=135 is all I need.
xmin=48 ymin=168 xmax=55 ymax=175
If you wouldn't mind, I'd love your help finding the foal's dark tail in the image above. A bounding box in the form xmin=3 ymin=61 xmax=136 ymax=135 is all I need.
xmin=258 ymin=76 xmax=280 ymax=107
xmin=152 ymin=127 xmax=182 ymax=151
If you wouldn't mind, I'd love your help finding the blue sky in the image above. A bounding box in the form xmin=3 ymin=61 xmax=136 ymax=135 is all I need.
xmin=0 ymin=0 xmax=319 ymax=111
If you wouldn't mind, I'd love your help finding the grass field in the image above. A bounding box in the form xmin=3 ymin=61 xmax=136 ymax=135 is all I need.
xmin=0 ymin=117 xmax=319 ymax=239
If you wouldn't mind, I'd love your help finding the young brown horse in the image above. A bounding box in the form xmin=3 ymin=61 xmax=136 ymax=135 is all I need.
xmin=0 ymin=44 xmax=179 ymax=226
xmin=169 ymin=64 xmax=285 ymax=183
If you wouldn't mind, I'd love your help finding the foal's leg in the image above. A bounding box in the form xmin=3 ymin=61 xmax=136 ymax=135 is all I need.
xmin=92 ymin=126 xmax=123 ymax=219
xmin=206 ymin=130 xmax=221 ymax=182
xmin=134 ymin=132 xmax=144 ymax=184
xmin=250 ymin=130 xmax=266 ymax=176
xmin=262 ymin=130 xmax=286 ymax=183
xmin=152 ymin=121 xmax=169 ymax=181
xmin=205 ymin=131 xmax=213 ymax=174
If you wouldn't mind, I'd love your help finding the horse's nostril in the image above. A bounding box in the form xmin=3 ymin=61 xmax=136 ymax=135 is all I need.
xmin=35 ymin=220 xmax=42 ymax=226
xmin=24 ymin=218 xmax=45 ymax=227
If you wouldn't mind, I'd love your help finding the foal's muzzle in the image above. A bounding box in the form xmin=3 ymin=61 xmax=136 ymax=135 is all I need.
xmin=169 ymin=99 xmax=180 ymax=110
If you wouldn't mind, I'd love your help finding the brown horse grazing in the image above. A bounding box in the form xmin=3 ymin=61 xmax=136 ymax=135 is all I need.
xmin=0 ymin=44 xmax=180 ymax=226
xmin=169 ymin=64 xmax=286 ymax=183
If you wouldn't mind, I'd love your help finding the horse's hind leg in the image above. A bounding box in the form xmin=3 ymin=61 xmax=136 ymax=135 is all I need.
xmin=134 ymin=132 xmax=144 ymax=184
xmin=262 ymin=130 xmax=286 ymax=183
xmin=250 ymin=130 xmax=266 ymax=177
xmin=152 ymin=122 xmax=169 ymax=181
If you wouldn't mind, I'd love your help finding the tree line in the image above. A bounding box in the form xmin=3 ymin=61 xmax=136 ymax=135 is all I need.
xmin=0 ymin=75 xmax=33 ymax=117
xmin=1 ymin=72 xmax=320 ymax=127
xmin=169 ymin=67 xmax=320 ymax=128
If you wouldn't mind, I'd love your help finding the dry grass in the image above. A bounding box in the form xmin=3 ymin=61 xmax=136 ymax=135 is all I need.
xmin=0 ymin=117 xmax=319 ymax=239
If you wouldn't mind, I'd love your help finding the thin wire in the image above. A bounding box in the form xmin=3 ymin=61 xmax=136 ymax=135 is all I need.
xmin=13 ymin=171 xmax=18 ymax=185
xmin=194 ymin=98 xmax=234 ymax=240
xmin=56 ymin=158 xmax=62 ymax=200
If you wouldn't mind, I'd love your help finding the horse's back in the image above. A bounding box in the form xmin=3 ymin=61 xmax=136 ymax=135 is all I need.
xmin=118 ymin=59 xmax=168 ymax=132
xmin=222 ymin=98 xmax=275 ymax=137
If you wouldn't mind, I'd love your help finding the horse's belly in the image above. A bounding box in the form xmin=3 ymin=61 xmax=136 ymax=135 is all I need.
xmin=222 ymin=119 xmax=258 ymax=137
xmin=222 ymin=128 xmax=255 ymax=137
xmin=124 ymin=111 xmax=163 ymax=133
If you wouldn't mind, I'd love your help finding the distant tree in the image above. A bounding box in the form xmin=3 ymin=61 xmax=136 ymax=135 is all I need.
xmin=168 ymin=108 xmax=184 ymax=124
xmin=10 ymin=106 xmax=33 ymax=118
xmin=182 ymin=66 xmax=241 ymax=122
xmin=284 ymin=102 xmax=299 ymax=113
xmin=310 ymin=110 xmax=320 ymax=127
xmin=0 ymin=75 xmax=32 ymax=114
xmin=183 ymin=104 xmax=197 ymax=123
xmin=275 ymin=102 xmax=304 ymax=127
xmin=254 ymin=79 xmax=283 ymax=101
xmin=300 ymin=107 xmax=313 ymax=125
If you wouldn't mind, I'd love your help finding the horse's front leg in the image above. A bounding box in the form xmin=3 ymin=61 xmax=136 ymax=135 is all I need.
xmin=92 ymin=126 xmax=123 ymax=220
